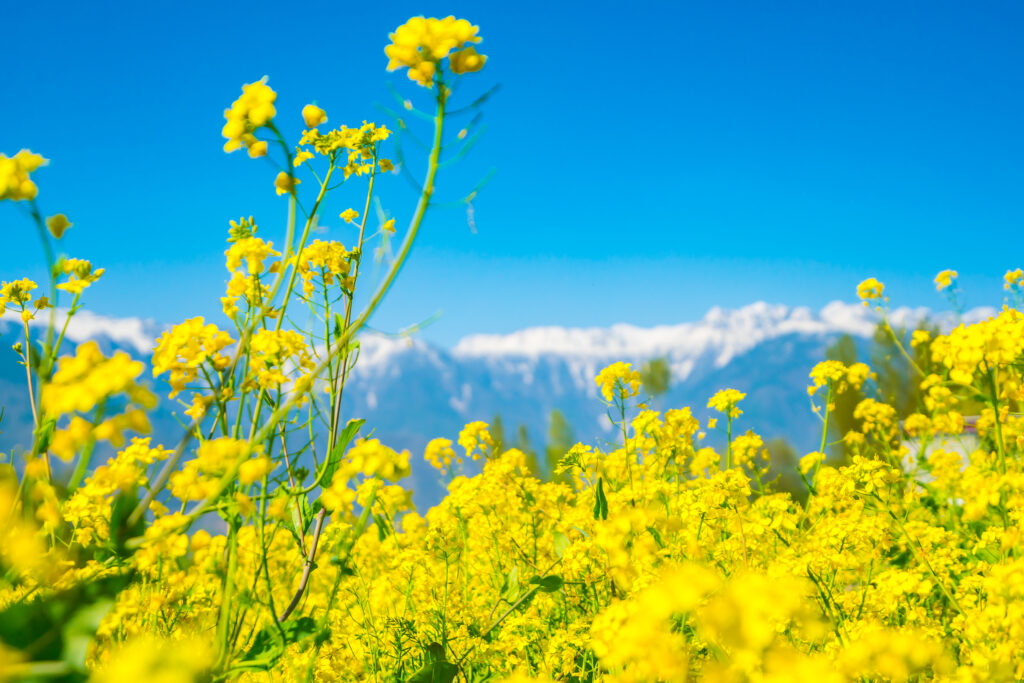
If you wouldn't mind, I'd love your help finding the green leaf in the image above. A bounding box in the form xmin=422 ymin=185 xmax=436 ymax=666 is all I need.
xmin=501 ymin=566 xmax=521 ymax=602
xmin=243 ymin=616 xmax=320 ymax=666
xmin=405 ymin=642 xmax=458 ymax=683
xmin=63 ymin=599 xmax=113 ymax=671
xmin=552 ymin=531 xmax=570 ymax=559
xmin=0 ymin=572 xmax=131 ymax=675
xmin=528 ymin=575 xmax=564 ymax=593
xmin=32 ymin=417 xmax=57 ymax=456
xmin=593 ymin=477 xmax=608 ymax=521
xmin=290 ymin=494 xmax=314 ymax=538
xmin=320 ymin=419 xmax=366 ymax=489
xmin=109 ymin=490 xmax=144 ymax=557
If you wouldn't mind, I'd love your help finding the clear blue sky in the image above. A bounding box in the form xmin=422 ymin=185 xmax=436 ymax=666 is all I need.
xmin=3 ymin=1 xmax=1023 ymax=345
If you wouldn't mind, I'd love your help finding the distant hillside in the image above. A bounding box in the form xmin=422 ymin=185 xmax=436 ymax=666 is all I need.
xmin=0 ymin=302 xmax=992 ymax=506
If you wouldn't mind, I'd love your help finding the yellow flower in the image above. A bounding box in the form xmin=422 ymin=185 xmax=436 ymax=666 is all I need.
xmin=40 ymin=341 xmax=149 ymax=416
xmin=297 ymin=239 xmax=351 ymax=296
xmin=382 ymin=218 xmax=396 ymax=233
xmin=934 ymin=269 xmax=957 ymax=291
xmin=1005 ymin=268 xmax=1023 ymax=289
xmin=247 ymin=140 xmax=268 ymax=158
xmin=91 ymin=636 xmax=213 ymax=683
xmin=856 ymin=277 xmax=885 ymax=304
xmin=449 ymin=46 xmax=487 ymax=74
xmin=343 ymin=438 xmax=411 ymax=482
xmin=46 ymin=213 xmax=72 ymax=238
xmin=707 ymin=388 xmax=746 ymax=418
xmin=340 ymin=208 xmax=359 ymax=223
xmin=152 ymin=317 xmax=234 ymax=398
xmin=238 ymin=456 xmax=274 ymax=485
xmin=274 ymin=171 xmax=299 ymax=195
xmin=594 ymin=361 xmax=642 ymax=402
xmin=458 ymin=421 xmax=493 ymax=460
xmin=302 ymin=104 xmax=328 ymax=128
xmin=0 ymin=278 xmax=37 ymax=309
xmin=222 ymin=77 xmax=276 ymax=155
xmin=248 ymin=329 xmax=314 ymax=388
xmin=799 ymin=451 xmax=825 ymax=474
xmin=425 ymin=437 xmax=458 ymax=472
xmin=320 ymin=474 xmax=356 ymax=511
xmin=225 ymin=236 xmax=280 ymax=275
xmin=385 ymin=16 xmax=484 ymax=87
xmin=0 ymin=149 xmax=47 ymax=201
xmin=56 ymin=258 xmax=105 ymax=294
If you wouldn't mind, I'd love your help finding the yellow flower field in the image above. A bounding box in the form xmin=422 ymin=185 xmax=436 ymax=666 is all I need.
xmin=3 ymin=15 xmax=1024 ymax=683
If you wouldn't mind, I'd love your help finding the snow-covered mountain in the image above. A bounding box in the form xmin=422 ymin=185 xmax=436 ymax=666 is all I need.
xmin=0 ymin=302 xmax=995 ymax=505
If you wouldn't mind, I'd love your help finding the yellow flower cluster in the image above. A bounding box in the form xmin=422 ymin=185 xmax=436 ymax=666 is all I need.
xmin=296 ymin=121 xmax=391 ymax=178
xmin=56 ymin=258 xmax=105 ymax=295
xmin=221 ymin=77 xmax=276 ymax=156
xmin=225 ymin=235 xmax=280 ymax=275
xmin=344 ymin=438 xmax=411 ymax=482
xmin=0 ymin=278 xmax=46 ymax=321
xmin=458 ymin=420 xmax=494 ymax=460
xmin=424 ymin=436 xmax=459 ymax=473
xmin=935 ymin=268 xmax=958 ymax=291
xmin=385 ymin=16 xmax=486 ymax=86
xmin=40 ymin=341 xmax=150 ymax=415
xmin=594 ymin=361 xmax=642 ymax=402
xmin=0 ymin=149 xmax=47 ymax=200
xmin=152 ymin=317 xmax=233 ymax=397
xmin=11 ymin=273 xmax=1024 ymax=682
xmin=857 ymin=276 xmax=885 ymax=304
xmin=297 ymin=239 xmax=351 ymax=296
xmin=931 ymin=308 xmax=1024 ymax=385
xmin=707 ymin=387 xmax=746 ymax=418
xmin=1006 ymin=268 xmax=1024 ymax=289
xmin=247 ymin=329 xmax=314 ymax=388
xmin=807 ymin=359 xmax=872 ymax=396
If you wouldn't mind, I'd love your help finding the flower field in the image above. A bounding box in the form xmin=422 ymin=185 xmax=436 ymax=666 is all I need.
xmin=4 ymin=15 xmax=1024 ymax=683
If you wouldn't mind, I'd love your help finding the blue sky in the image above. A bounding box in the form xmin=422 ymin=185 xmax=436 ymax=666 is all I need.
xmin=3 ymin=0 xmax=1023 ymax=345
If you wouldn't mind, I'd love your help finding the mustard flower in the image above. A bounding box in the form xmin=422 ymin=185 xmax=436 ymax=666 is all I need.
xmin=425 ymin=437 xmax=458 ymax=473
xmin=274 ymin=171 xmax=299 ymax=195
xmin=40 ymin=341 xmax=149 ymax=416
xmin=0 ymin=149 xmax=47 ymax=201
xmin=1005 ymin=268 xmax=1023 ymax=289
xmin=707 ymin=388 xmax=746 ymax=418
xmin=934 ymin=269 xmax=958 ymax=291
xmin=856 ymin=277 xmax=885 ymax=304
xmin=0 ymin=278 xmax=37 ymax=309
xmin=46 ymin=213 xmax=72 ymax=238
xmin=449 ymin=45 xmax=487 ymax=74
xmin=225 ymin=236 xmax=280 ymax=275
xmin=458 ymin=421 xmax=493 ymax=460
xmin=152 ymin=317 xmax=234 ymax=398
xmin=238 ymin=456 xmax=274 ymax=485
xmin=594 ymin=361 xmax=642 ymax=402
xmin=343 ymin=438 xmax=411 ymax=482
xmin=56 ymin=258 xmax=105 ymax=295
xmin=222 ymin=77 xmax=277 ymax=155
xmin=302 ymin=104 xmax=328 ymax=128
xmin=385 ymin=16 xmax=485 ymax=87
xmin=248 ymin=329 xmax=314 ymax=388
xmin=297 ymin=239 xmax=351 ymax=296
